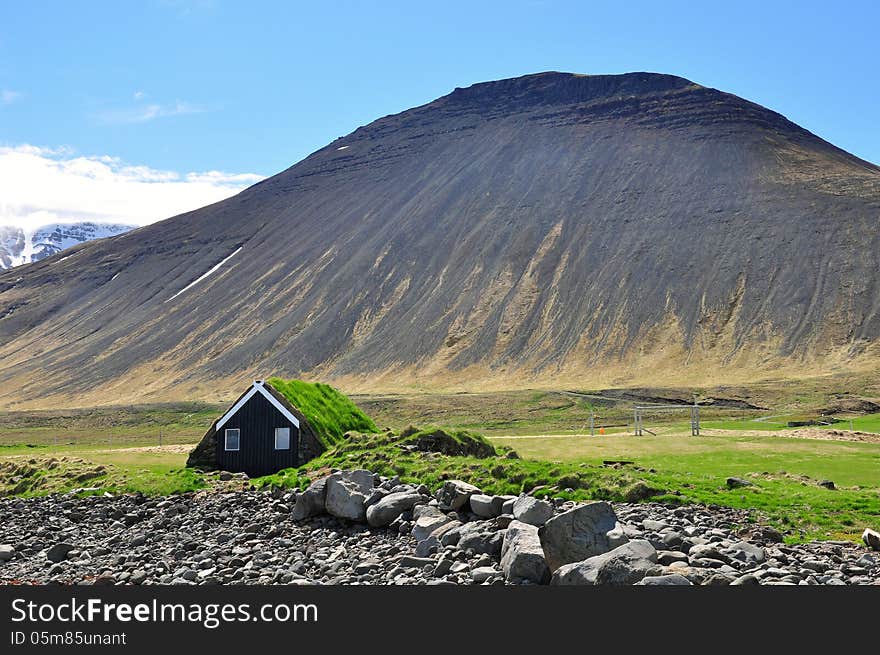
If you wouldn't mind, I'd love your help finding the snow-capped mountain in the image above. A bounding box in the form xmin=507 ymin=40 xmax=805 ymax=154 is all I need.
xmin=0 ymin=222 xmax=136 ymax=269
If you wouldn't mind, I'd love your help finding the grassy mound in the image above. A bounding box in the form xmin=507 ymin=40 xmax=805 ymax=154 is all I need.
xmin=0 ymin=455 xmax=204 ymax=497
xmin=267 ymin=378 xmax=377 ymax=448
xmin=398 ymin=425 xmax=496 ymax=458
xmin=256 ymin=428 xmax=663 ymax=506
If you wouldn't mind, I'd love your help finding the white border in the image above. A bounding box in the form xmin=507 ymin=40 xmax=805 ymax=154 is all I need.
xmin=215 ymin=381 xmax=300 ymax=430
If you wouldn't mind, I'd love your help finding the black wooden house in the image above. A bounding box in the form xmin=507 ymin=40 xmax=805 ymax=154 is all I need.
xmin=186 ymin=379 xmax=324 ymax=476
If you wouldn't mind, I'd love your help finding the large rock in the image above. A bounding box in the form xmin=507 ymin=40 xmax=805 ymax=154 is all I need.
xmin=635 ymin=573 xmax=693 ymax=586
xmin=726 ymin=540 xmax=765 ymax=564
xmin=415 ymin=535 xmax=441 ymax=557
xmin=469 ymin=494 xmax=505 ymax=518
xmin=437 ymin=480 xmax=481 ymax=511
xmin=363 ymin=488 xmax=389 ymax=509
xmin=457 ymin=523 xmax=504 ymax=558
xmin=863 ymin=528 xmax=880 ymax=551
xmin=551 ymin=539 xmax=657 ymax=585
xmin=325 ymin=470 xmax=374 ymax=521
xmin=46 ymin=543 xmax=75 ymax=563
xmin=366 ymin=491 xmax=423 ymax=527
xmin=394 ymin=556 xmax=435 ymax=569
xmin=434 ymin=521 xmax=465 ymax=546
xmin=688 ymin=544 xmax=728 ymax=563
xmin=501 ymin=520 xmax=551 ymax=584
xmin=435 ymin=522 xmax=465 ymax=545
xmin=0 ymin=544 xmax=14 ymax=561
xmin=730 ymin=573 xmax=760 ymax=586
xmin=471 ymin=566 xmax=500 ymax=583
xmin=411 ymin=505 xmax=454 ymax=541
xmin=595 ymin=544 xmax=659 ymax=585
xmin=512 ymin=495 xmax=554 ymax=526
xmin=291 ymin=478 xmax=328 ymax=520
xmin=539 ymin=501 xmax=627 ymax=571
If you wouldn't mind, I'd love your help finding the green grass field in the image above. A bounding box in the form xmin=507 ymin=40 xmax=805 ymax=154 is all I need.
xmin=489 ymin=433 xmax=880 ymax=541
xmin=0 ymin=402 xmax=221 ymax=448
xmin=702 ymin=418 xmax=789 ymax=431
xmin=838 ymin=413 xmax=880 ymax=433
xmin=1 ymin=391 xmax=879 ymax=543
xmin=0 ymin=443 xmax=204 ymax=496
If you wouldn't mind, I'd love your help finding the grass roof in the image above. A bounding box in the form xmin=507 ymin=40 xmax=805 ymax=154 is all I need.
xmin=266 ymin=377 xmax=377 ymax=448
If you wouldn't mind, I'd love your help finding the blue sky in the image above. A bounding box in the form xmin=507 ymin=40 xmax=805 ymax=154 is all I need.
xmin=1 ymin=0 xmax=878 ymax=228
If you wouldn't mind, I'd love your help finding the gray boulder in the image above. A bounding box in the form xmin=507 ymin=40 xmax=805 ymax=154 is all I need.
xmin=291 ymin=478 xmax=328 ymax=520
xmin=501 ymin=520 xmax=551 ymax=584
xmin=46 ymin=543 xmax=75 ymax=563
xmin=726 ymin=477 xmax=753 ymax=489
xmin=437 ymin=480 xmax=481 ymax=511
xmin=325 ymin=470 xmax=374 ymax=521
xmin=411 ymin=505 xmax=454 ymax=541
xmin=471 ymin=566 xmax=500 ymax=583
xmin=551 ymin=539 xmax=657 ymax=586
xmin=688 ymin=544 xmax=728 ymax=563
xmin=130 ymin=570 xmax=148 ymax=585
xmin=857 ymin=553 xmax=876 ymax=567
xmin=457 ymin=523 xmax=504 ymax=558
xmin=636 ymin=573 xmax=693 ymax=586
xmin=366 ymin=491 xmax=423 ymax=527
xmin=0 ymin=544 xmax=14 ymax=561
xmin=863 ymin=528 xmax=880 ymax=551
xmin=469 ymin=494 xmax=505 ymax=518
xmin=730 ymin=573 xmax=760 ymax=585
xmin=657 ymin=550 xmax=689 ymax=566
xmin=395 ymin=555 xmax=435 ymax=569
xmin=726 ymin=540 xmax=765 ymax=564
xmin=435 ymin=521 xmax=465 ymax=546
xmin=415 ymin=535 xmax=441 ymax=557
xmin=363 ymin=488 xmax=389 ymax=509
xmin=539 ymin=501 xmax=628 ymax=571
xmin=512 ymin=495 xmax=554 ymax=526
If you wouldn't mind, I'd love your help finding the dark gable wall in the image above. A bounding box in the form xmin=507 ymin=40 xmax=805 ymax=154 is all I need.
xmin=215 ymin=391 xmax=300 ymax=476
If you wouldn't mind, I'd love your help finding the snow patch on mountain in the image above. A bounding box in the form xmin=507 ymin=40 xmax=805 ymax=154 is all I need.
xmin=165 ymin=246 xmax=243 ymax=302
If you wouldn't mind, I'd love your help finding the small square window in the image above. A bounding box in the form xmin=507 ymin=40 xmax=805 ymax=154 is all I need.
xmin=275 ymin=427 xmax=290 ymax=450
xmin=225 ymin=428 xmax=240 ymax=451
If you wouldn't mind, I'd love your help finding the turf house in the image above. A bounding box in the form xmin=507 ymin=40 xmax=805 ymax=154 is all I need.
xmin=186 ymin=378 xmax=376 ymax=476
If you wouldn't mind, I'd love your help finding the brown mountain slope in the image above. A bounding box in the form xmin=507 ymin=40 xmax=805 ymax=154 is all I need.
xmin=1 ymin=72 xmax=879 ymax=407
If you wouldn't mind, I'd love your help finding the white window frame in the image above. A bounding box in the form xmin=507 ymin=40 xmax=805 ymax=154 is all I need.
xmin=274 ymin=427 xmax=291 ymax=450
xmin=224 ymin=428 xmax=240 ymax=451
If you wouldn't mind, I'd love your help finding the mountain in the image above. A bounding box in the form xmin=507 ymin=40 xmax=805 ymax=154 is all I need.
xmin=0 ymin=222 xmax=136 ymax=270
xmin=1 ymin=72 xmax=879 ymax=408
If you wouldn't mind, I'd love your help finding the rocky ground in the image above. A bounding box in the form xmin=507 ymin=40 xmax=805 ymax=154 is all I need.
xmin=1 ymin=469 xmax=878 ymax=586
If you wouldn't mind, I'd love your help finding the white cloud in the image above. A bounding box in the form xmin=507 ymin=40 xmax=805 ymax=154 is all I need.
xmin=94 ymin=100 xmax=206 ymax=124
xmin=133 ymin=90 xmax=146 ymax=100
xmin=1 ymin=90 xmax=22 ymax=106
xmin=0 ymin=144 xmax=265 ymax=232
